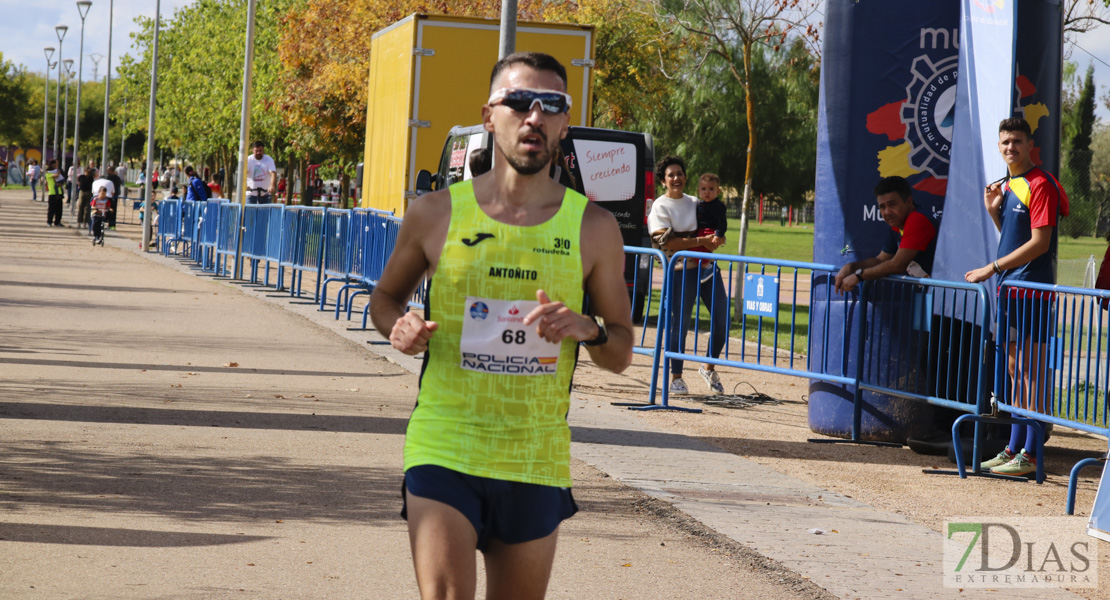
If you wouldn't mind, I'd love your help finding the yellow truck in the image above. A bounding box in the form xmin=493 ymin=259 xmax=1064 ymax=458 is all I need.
xmin=360 ymin=13 xmax=595 ymax=214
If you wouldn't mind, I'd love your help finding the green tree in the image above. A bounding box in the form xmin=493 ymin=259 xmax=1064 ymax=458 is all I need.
xmin=0 ymin=53 xmax=31 ymax=146
xmin=646 ymin=37 xmax=818 ymax=208
xmin=1061 ymin=64 xmax=1097 ymax=238
xmin=656 ymin=0 xmax=821 ymax=258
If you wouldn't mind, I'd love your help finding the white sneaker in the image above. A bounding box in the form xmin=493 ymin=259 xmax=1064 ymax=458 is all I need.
xmin=699 ymin=366 xmax=724 ymax=394
xmin=668 ymin=378 xmax=688 ymax=395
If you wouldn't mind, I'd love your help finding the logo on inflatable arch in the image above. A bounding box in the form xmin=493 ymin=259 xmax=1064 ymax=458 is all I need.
xmin=900 ymin=54 xmax=960 ymax=179
xmin=864 ymin=48 xmax=958 ymax=203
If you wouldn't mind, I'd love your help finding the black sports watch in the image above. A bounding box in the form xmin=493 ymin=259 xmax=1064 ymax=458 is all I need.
xmin=582 ymin=316 xmax=609 ymax=346
xmin=854 ymin=268 xmax=864 ymax=281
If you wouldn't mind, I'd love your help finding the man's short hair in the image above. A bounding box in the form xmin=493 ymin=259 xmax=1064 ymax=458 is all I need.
xmin=251 ymin=140 xmax=264 ymax=149
xmin=873 ymin=176 xmax=912 ymax=200
xmin=699 ymin=173 xmax=720 ymax=185
xmin=655 ymin=156 xmax=686 ymax=183
xmin=185 ymin=166 xmax=195 ymax=176
xmin=489 ymin=52 xmax=568 ymax=91
xmin=998 ymin=117 xmax=1032 ymax=139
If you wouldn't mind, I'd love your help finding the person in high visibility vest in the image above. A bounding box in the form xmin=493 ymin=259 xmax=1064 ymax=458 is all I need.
xmin=45 ymin=159 xmax=64 ymax=226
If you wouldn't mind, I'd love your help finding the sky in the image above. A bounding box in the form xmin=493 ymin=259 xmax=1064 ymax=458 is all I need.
xmin=2 ymin=0 xmax=1109 ymax=120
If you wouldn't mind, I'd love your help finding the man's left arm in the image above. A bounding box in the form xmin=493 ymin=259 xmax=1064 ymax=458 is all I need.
xmin=524 ymin=204 xmax=633 ymax=373
xmin=967 ymin=227 xmax=1052 ymax=283
xmin=967 ymin=179 xmax=1057 ymax=283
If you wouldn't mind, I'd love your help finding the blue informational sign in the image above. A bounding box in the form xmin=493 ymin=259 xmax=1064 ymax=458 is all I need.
xmin=743 ymin=274 xmax=779 ymax=318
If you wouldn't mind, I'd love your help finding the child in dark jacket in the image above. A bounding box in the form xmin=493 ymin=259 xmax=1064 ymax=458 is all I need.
xmin=692 ymin=173 xmax=728 ymax=282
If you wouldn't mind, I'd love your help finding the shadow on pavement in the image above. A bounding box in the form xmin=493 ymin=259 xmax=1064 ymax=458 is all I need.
xmin=0 ymin=357 xmax=399 ymax=379
xmin=0 ymin=402 xmax=409 ymax=434
xmin=1 ymin=441 xmax=404 ymax=523
xmin=0 ymin=522 xmax=272 ymax=547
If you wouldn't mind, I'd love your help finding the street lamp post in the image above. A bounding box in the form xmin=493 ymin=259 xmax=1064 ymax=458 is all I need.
xmin=60 ymin=59 xmax=74 ymax=188
xmin=142 ymin=0 xmax=161 ymax=250
xmin=52 ymin=25 xmax=68 ymax=162
xmin=70 ymin=1 xmax=93 ymax=216
xmin=100 ymin=0 xmax=114 ymax=172
xmin=41 ymin=47 xmax=55 ymax=181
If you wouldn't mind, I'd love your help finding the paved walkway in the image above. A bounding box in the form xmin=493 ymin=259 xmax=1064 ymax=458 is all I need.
xmin=0 ymin=192 xmax=1091 ymax=599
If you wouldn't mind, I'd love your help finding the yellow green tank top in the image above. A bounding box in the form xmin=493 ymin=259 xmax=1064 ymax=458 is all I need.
xmin=46 ymin=171 xmax=60 ymax=195
xmin=405 ymin=180 xmax=587 ymax=487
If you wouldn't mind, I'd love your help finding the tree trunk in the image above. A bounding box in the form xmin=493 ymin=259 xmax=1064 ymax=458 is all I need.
xmin=340 ymin=169 xmax=350 ymax=210
xmin=286 ymin=155 xmax=296 ymax=203
xmin=733 ymin=40 xmax=757 ymax=322
xmin=299 ymin=158 xmax=309 ymax=206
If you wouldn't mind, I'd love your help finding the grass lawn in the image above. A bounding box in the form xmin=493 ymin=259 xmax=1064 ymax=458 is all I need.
xmin=722 ymin=218 xmax=816 ymax=263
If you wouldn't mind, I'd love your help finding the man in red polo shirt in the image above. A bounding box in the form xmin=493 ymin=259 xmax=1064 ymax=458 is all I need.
xmin=835 ymin=176 xmax=938 ymax=293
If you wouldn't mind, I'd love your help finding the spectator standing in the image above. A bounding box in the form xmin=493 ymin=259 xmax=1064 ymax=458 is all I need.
xmin=207 ymin=177 xmax=222 ymax=199
xmin=66 ymin=163 xmax=77 ymax=205
xmin=45 ymin=159 xmax=64 ymax=226
xmin=106 ymin=167 xmax=123 ymax=230
xmin=116 ymin=163 xmax=129 ymax=199
xmin=647 ymin=156 xmax=728 ymax=395
xmin=277 ymin=175 xmax=287 ymax=200
xmin=0 ymin=159 xmax=8 ymax=189
xmin=246 ymin=141 xmax=277 ymax=204
xmin=28 ymin=160 xmax=41 ymax=201
xmin=77 ymin=167 xmax=98 ymax=229
xmin=185 ymin=166 xmax=208 ymax=202
xmin=966 ymin=117 xmax=1070 ymax=477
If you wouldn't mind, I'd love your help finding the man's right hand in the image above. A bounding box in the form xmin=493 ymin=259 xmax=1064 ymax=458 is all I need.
xmin=389 ymin=312 xmax=438 ymax=355
xmin=984 ymin=183 xmax=1003 ymax=215
xmin=834 ymin=264 xmax=852 ymax=294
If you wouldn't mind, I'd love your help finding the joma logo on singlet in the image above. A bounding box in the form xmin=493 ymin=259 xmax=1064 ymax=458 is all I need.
xmin=461 ymin=233 xmax=495 ymax=247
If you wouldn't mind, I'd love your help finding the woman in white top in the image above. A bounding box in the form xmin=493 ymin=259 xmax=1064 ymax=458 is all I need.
xmin=647 ymin=156 xmax=729 ymax=395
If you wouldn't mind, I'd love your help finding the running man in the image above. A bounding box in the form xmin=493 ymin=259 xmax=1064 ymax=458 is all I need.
xmin=370 ymin=52 xmax=633 ymax=599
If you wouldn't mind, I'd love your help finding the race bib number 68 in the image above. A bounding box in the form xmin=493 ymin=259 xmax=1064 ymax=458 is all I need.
xmin=460 ymin=297 xmax=560 ymax=376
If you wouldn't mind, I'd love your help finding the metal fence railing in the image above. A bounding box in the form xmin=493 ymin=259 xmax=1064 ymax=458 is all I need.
xmin=153 ymin=201 xmax=1110 ymax=512
xmin=214 ymin=202 xmax=242 ymax=278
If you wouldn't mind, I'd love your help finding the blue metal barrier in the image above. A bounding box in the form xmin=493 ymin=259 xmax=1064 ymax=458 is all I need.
xmin=993 ymin=281 xmax=1110 ymax=495
xmin=357 ymin=215 xmax=406 ymax=328
xmin=277 ymin=207 xmax=326 ymax=299
xmin=196 ymin=199 xmax=225 ymax=271
xmin=180 ymin=200 xmax=200 ymax=259
xmin=653 ymin=251 xmax=846 ymax=411
xmin=239 ymin=204 xmax=285 ymax=286
xmin=158 ymin=199 xmax=182 ymax=255
xmin=341 ymin=212 xmax=402 ymax=323
xmin=853 ymin=276 xmax=992 ymax=453
xmin=318 ymin=208 xmax=353 ymax=311
xmin=333 ymin=209 xmax=374 ymax=319
xmin=214 ymin=202 xmax=242 ymax=277
xmin=603 ymin=247 xmax=669 ymax=408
